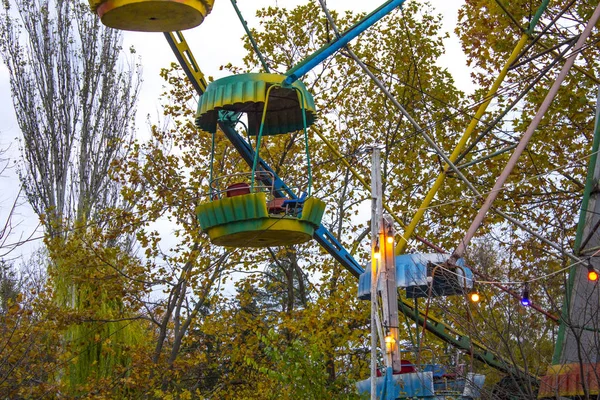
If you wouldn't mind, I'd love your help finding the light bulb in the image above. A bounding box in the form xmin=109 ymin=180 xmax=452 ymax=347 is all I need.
xmin=521 ymin=284 xmax=530 ymax=307
xmin=373 ymin=245 xmax=380 ymax=259
xmin=588 ymin=265 xmax=598 ymax=282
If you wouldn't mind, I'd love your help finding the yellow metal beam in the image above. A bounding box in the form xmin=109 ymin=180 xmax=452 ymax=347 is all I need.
xmin=165 ymin=31 xmax=208 ymax=95
xmin=395 ymin=34 xmax=530 ymax=255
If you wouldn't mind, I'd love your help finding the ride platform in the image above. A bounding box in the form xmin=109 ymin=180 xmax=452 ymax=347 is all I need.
xmin=196 ymin=192 xmax=325 ymax=247
xmin=538 ymin=363 xmax=600 ymax=398
xmin=356 ymin=367 xmax=485 ymax=399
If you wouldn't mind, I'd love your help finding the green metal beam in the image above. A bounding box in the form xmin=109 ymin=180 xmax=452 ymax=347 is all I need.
xmin=397 ymin=299 xmax=534 ymax=378
xmin=229 ymin=0 xmax=271 ymax=73
xmin=458 ymin=144 xmax=518 ymax=170
xmin=552 ymin=86 xmax=600 ymax=364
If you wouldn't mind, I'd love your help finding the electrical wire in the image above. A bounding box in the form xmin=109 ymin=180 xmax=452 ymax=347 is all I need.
xmin=456 ymin=38 xmax=578 ymax=163
xmin=405 ymin=147 xmax=595 ymax=214
xmin=311 ymin=0 xmax=597 ymax=216
xmin=429 ymin=256 xmax=573 ymax=286
xmin=342 ymin=30 xmax=599 ymax=159
xmin=511 ymin=0 xmax=577 ymax=66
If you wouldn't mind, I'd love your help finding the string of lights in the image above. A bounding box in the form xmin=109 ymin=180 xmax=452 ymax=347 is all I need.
xmin=428 ymin=245 xmax=599 ymax=287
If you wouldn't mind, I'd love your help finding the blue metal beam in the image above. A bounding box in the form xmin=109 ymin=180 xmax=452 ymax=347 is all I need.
xmin=314 ymin=226 xmax=364 ymax=277
xmin=283 ymin=0 xmax=406 ymax=86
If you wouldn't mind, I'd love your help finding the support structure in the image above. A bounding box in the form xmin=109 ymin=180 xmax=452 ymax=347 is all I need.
xmin=450 ymin=3 xmax=600 ymax=262
xmin=369 ymin=147 xmax=402 ymax=399
xmin=314 ymin=0 xmax=562 ymax=322
xmin=396 ymin=0 xmax=549 ymax=255
xmin=315 ymin=0 xmax=565 ymax=265
xmin=229 ymin=0 xmax=270 ymax=73
xmin=370 ymin=146 xmax=381 ymax=400
xmin=538 ymin=87 xmax=600 ymax=398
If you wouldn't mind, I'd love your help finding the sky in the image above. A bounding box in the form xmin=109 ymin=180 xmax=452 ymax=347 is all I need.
xmin=0 ymin=0 xmax=470 ymax=260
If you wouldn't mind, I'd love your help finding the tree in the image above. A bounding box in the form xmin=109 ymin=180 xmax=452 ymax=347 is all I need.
xmin=2 ymin=0 xmax=595 ymax=396
xmin=0 ymin=0 xmax=140 ymax=236
xmin=0 ymin=260 xmax=18 ymax=313
xmin=109 ymin=64 xmax=237 ymax=394
xmin=193 ymin=1 xmax=466 ymax=396
xmin=0 ymin=144 xmax=23 ymax=258
xmin=98 ymin=1 xmax=474 ymax=393
xmin=0 ymin=0 xmax=142 ymax=393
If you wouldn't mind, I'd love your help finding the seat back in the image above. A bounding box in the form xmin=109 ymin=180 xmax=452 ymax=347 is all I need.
xmin=226 ymin=182 xmax=251 ymax=197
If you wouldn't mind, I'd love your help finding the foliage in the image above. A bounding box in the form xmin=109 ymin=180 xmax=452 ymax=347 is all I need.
xmin=247 ymin=329 xmax=362 ymax=400
xmin=45 ymin=225 xmax=146 ymax=393
xmin=0 ymin=0 xmax=143 ymax=394
xmin=2 ymin=0 xmax=600 ymax=398
xmin=0 ymin=260 xmax=18 ymax=312
xmin=0 ymin=253 xmax=61 ymax=398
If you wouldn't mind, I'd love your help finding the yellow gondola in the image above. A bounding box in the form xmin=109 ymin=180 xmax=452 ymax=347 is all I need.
xmin=89 ymin=0 xmax=214 ymax=32
xmin=196 ymin=174 xmax=325 ymax=247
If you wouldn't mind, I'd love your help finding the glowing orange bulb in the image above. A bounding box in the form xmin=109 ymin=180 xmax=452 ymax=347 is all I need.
xmin=589 ymin=270 xmax=599 ymax=282
xmin=469 ymin=292 xmax=480 ymax=303
xmin=387 ymin=236 xmax=394 ymax=244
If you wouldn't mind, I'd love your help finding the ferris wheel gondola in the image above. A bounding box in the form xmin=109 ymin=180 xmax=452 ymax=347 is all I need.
xmin=88 ymin=0 xmax=214 ymax=32
xmin=195 ymin=73 xmax=325 ymax=248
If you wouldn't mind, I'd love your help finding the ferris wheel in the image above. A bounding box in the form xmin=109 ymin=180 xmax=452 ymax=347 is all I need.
xmin=87 ymin=1 xmax=600 ymax=398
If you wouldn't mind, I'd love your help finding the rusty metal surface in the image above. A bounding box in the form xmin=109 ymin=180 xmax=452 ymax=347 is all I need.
xmin=538 ymin=363 xmax=600 ymax=398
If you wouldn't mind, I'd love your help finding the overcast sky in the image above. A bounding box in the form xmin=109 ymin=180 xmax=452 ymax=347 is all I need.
xmin=0 ymin=0 xmax=470 ymax=259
